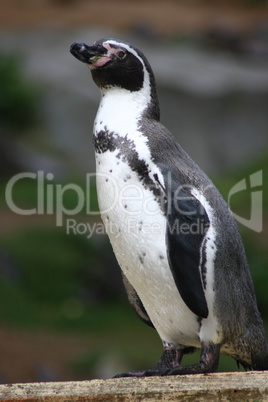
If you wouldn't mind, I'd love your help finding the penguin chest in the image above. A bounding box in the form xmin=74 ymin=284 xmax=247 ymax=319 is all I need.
xmin=95 ymin=147 xmax=166 ymax=266
xmin=95 ymin=146 xmax=201 ymax=348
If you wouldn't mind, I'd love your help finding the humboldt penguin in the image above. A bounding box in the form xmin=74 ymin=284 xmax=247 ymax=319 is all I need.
xmin=70 ymin=38 xmax=268 ymax=376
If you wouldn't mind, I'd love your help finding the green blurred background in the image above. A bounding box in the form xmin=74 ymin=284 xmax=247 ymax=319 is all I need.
xmin=0 ymin=0 xmax=267 ymax=383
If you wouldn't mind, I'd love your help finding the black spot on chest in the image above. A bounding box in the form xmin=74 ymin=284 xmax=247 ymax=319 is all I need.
xmin=93 ymin=128 xmax=165 ymax=208
xmin=93 ymin=130 xmax=117 ymax=153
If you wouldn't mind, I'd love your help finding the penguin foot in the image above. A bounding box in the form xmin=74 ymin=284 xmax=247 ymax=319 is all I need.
xmin=113 ymin=368 xmax=162 ymax=378
xmin=113 ymin=342 xmax=220 ymax=378
xmin=163 ymin=342 xmax=220 ymax=375
xmin=113 ymin=348 xmax=183 ymax=378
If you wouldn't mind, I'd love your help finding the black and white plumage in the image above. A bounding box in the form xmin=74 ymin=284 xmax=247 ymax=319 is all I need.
xmin=70 ymin=38 xmax=268 ymax=376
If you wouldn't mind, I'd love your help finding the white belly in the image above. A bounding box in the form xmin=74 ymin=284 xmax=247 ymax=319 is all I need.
xmin=95 ymin=149 xmax=201 ymax=348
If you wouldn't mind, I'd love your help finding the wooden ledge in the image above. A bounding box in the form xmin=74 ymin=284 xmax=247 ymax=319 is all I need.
xmin=0 ymin=371 xmax=267 ymax=401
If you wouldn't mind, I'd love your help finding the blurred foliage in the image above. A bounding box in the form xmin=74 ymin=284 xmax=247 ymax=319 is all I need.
xmin=0 ymin=226 xmax=124 ymax=329
xmin=0 ymin=53 xmax=40 ymax=132
xmin=0 ymin=53 xmax=42 ymax=176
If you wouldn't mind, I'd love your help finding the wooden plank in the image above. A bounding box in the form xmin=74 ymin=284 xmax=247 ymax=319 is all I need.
xmin=0 ymin=371 xmax=267 ymax=401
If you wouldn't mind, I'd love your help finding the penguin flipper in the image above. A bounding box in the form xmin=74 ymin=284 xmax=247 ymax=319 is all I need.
xmin=163 ymin=169 xmax=210 ymax=318
xmin=122 ymin=273 xmax=154 ymax=328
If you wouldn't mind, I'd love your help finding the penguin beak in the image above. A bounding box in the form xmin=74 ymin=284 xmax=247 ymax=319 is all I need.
xmin=70 ymin=42 xmax=110 ymax=68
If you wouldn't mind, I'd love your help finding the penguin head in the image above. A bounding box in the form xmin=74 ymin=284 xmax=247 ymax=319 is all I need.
xmin=70 ymin=38 xmax=160 ymax=119
xmin=70 ymin=38 xmax=150 ymax=91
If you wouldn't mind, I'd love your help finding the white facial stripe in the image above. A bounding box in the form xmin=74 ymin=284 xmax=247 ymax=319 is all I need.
xmin=103 ymin=40 xmax=146 ymax=69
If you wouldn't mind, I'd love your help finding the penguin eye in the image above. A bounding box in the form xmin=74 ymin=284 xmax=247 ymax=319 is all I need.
xmin=117 ymin=50 xmax=126 ymax=59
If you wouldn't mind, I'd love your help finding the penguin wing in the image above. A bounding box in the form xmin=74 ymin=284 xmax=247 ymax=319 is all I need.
xmin=162 ymin=168 xmax=209 ymax=318
xmin=122 ymin=273 xmax=154 ymax=328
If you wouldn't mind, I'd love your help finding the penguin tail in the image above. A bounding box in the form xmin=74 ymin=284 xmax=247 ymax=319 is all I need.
xmin=252 ymin=356 xmax=268 ymax=371
xmin=251 ymin=344 xmax=268 ymax=371
xmin=236 ymin=357 xmax=268 ymax=371
xmin=236 ymin=360 xmax=253 ymax=371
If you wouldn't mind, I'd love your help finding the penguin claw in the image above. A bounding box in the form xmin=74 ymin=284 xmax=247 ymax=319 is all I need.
xmin=163 ymin=364 xmax=212 ymax=376
xmin=113 ymin=347 xmax=183 ymax=378
xmin=113 ymin=363 xmax=215 ymax=378
xmin=112 ymin=365 xmax=208 ymax=378
xmin=113 ymin=368 xmax=162 ymax=378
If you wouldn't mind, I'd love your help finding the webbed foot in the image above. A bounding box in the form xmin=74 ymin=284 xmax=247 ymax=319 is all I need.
xmin=113 ymin=342 xmax=220 ymax=378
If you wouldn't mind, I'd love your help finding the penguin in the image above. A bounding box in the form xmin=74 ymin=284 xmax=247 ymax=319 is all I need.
xmin=70 ymin=38 xmax=268 ymax=376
